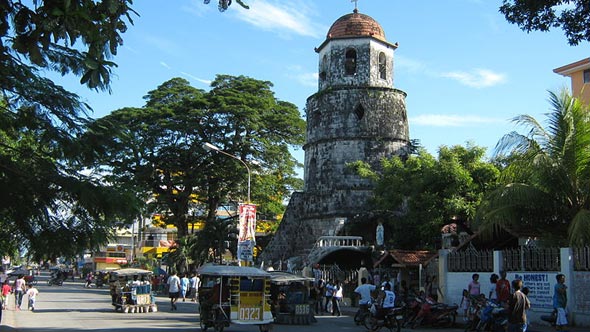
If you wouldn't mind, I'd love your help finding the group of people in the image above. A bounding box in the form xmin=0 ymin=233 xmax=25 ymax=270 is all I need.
xmin=309 ymin=264 xmax=345 ymax=316
xmin=165 ymin=271 xmax=200 ymax=311
xmin=0 ymin=275 xmax=39 ymax=312
xmin=463 ymin=271 xmax=569 ymax=332
xmin=353 ymin=276 xmax=397 ymax=318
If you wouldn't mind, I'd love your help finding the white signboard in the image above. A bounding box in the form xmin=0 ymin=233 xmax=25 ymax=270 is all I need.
xmin=513 ymin=272 xmax=557 ymax=309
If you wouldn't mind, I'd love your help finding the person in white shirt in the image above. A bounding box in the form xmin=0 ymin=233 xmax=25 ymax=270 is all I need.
xmin=377 ymin=282 xmax=396 ymax=319
xmin=332 ymin=280 xmax=343 ymax=316
xmin=355 ymin=277 xmax=376 ymax=306
xmin=324 ymin=280 xmax=334 ymax=314
xmin=167 ymin=271 xmax=181 ymax=311
xmin=26 ymin=284 xmax=39 ymax=311
xmin=189 ymin=273 xmax=199 ymax=302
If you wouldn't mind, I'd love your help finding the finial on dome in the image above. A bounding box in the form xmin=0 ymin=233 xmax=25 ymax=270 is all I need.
xmin=351 ymin=0 xmax=359 ymax=13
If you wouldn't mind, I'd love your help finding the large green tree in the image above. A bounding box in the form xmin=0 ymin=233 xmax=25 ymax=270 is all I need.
xmin=85 ymin=76 xmax=305 ymax=264
xmin=500 ymin=0 xmax=590 ymax=45
xmin=0 ymin=0 xmax=139 ymax=258
xmin=477 ymin=90 xmax=590 ymax=246
xmin=351 ymin=145 xmax=500 ymax=250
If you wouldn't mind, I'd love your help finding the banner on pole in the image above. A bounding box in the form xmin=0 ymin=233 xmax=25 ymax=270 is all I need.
xmin=238 ymin=203 xmax=256 ymax=262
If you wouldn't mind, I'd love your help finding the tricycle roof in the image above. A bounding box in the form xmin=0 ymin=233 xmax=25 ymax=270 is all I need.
xmin=268 ymin=271 xmax=314 ymax=284
xmin=111 ymin=268 xmax=153 ymax=277
xmin=197 ymin=264 xmax=270 ymax=278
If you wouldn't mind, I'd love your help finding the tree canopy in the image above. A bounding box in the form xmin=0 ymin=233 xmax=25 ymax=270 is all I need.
xmin=500 ymin=0 xmax=590 ymax=45
xmin=351 ymin=145 xmax=500 ymax=250
xmin=0 ymin=0 xmax=139 ymax=259
xmin=84 ymin=76 xmax=305 ymax=264
xmin=477 ymin=90 xmax=590 ymax=246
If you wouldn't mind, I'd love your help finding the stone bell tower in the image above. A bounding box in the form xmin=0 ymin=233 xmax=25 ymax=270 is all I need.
xmin=261 ymin=9 xmax=410 ymax=266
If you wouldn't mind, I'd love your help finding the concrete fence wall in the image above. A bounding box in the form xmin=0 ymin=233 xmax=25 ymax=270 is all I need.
xmin=438 ymin=248 xmax=589 ymax=327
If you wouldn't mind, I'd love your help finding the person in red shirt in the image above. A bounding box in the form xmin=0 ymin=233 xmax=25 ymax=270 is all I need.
xmin=496 ymin=270 xmax=511 ymax=304
xmin=1 ymin=280 xmax=12 ymax=309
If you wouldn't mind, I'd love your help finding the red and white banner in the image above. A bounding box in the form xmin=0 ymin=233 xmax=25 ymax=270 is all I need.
xmin=238 ymin=204 xmax=257 ymax=262
xmin=238 ymin=203 xmax=257 ymax=242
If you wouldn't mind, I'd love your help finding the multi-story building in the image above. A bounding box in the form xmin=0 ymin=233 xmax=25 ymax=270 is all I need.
xmin=553 ymin=57 xmax=590 ymax=104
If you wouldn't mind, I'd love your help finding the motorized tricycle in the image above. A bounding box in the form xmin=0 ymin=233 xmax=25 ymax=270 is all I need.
xmin=268 ymin=271 xmax=315 ymax=325
xmin=197 ymin=264 xmax=273 ymax=332
xmin=109 ymin=268 xmax=156 ymax=313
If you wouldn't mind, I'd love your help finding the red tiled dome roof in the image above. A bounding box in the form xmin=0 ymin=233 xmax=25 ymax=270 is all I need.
xmin=327 ymin=9 xmax=386 ymax=42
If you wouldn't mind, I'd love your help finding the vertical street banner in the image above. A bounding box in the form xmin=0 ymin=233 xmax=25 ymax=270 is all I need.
xmin=238 ymin=203 xmax=257 ymax=262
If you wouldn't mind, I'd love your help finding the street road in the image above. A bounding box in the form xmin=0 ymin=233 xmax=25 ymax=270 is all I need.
xmin=0 ymin=271 xmax=559 ymax=332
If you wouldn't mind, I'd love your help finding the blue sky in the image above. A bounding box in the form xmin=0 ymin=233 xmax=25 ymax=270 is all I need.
xmin=56 ymin=0 xmax=588 ymax=170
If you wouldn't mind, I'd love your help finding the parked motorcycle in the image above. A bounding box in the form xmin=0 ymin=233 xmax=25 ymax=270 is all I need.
xmin=464 ymin=294 xmax=487 ymax=332
xmin=364 ymin=303 xmax=404 ymax=332
xmin=473 ymin=299 xmax=507 ymax=332
xmin=540 ymin=309 xmax=557 ymax=327
xmin=410 ymin=295 xmax=458 ymax=328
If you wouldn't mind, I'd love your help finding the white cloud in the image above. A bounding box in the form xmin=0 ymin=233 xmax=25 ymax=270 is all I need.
xmin=232 ymin=0 xmax=326 ymax=38
xmin=285 ymin=65 xmax=317 ymax=87
xmin=160 ymin=62 xmax=171 ymax=69
xmin=440 ymin=68 xmax=506 ymax=88
xmin=410 ymin=114 xmax=504 ymax=127
xmin=395 ymin=55 xmax=427 ymax=73
xmin=180 ymin=71 xmax=212 ymax=86
xmin=182 ymin=0 xmax=212 ymax=17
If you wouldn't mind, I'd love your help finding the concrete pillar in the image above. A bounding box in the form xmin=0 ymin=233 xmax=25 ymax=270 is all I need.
xmin=493 ymin=250 xmax=503 ymax=273
xmin=438 ymin=249 xmax=449 ymax=302
xmin=560 ymin=247 xmax=574 ymax=324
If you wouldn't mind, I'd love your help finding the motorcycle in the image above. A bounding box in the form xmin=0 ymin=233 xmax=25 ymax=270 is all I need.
xmin=473 ymin=299 xmax=507 ymax=332
xmin=410 ymin=295 xmax=458 ymax=328
xmin=47 ymin=277 xmax=64 ymax=286
xmin=364 ymin=303 xmax=404 ymax=332
xmin=464 ymin=294 xmax=485 ymax=331
xmin=540 ymin=309 xmax=557 ymax=327
xmin=354 ymin=303 xmax=372 ymax=326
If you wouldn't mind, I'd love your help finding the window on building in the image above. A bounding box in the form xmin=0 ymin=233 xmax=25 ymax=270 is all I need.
xmin=354 ymin=104 xmax=365 ymax=120
xmin=378 ymin=52 xmax=386 ymax=80
xmin=584 ymin=69 xmax=590 ymax=84
xmin=345 ymin=49 xmax=357 ymax=75
xmin=319 ymin=55 xmax=328 ymax=80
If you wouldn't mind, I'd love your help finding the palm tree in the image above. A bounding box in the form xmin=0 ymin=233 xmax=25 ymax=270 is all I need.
xmin=477 ymin=90 xmax=590 ymax=246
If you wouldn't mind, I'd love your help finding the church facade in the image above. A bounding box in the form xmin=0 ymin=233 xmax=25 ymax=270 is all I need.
xmin=260 ymin=9 xmax=410 ymax=267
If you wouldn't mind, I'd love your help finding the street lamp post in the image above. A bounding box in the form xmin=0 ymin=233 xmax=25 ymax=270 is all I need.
xmin=202 ymin=142 xmax=251 ymax=203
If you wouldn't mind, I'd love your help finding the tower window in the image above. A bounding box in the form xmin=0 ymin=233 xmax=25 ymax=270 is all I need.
xmin=345 ymin=49 xmax=357 ymax=75
xmin=584 ymin=69 xmax=590 ymax=84
xmin=354 ymin=104 xmax=365 ymax=120
xmin=378 ymin=52 xmax=386 ymax=80
xmin=320 ymin=54 xmax=328 ymax=81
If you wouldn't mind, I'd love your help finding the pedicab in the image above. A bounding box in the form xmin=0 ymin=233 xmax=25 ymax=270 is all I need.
xmin=197 ymin=264 xmax=273 ymax=332
xmin=268 ymin=271 xmax=315 ymax=325
xmin=108 ymin=268 xmax=156 ymax=313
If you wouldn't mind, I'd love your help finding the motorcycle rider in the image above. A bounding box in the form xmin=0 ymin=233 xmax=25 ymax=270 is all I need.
xmin=376 ymin=282 xmax=396 ymax=319
xmin=354 ymin=277 xmax=377 ymax=324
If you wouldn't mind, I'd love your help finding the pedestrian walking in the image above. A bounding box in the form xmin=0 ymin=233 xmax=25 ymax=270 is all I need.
xmin=332 ymin=280 xmax=343 ymax=316
xmin=507 ymin=279 xmax=530 ymax=332
xmin=14 ymin=275 xmax=26 ymax=310
xmin=84 ymin=272 xmax=94 ymax=288
xmin=189 ymin=273 xmax=199 ymax=302
xmin=1 ymin=280 xmax=11 ymax=309
xmin=553 ymin=274 xmax=569 ymax=332
xmin=180 ymin=273 xmax=189 ymax=302
xmin=25 ymin=284 xmax=39 ymax=311
xmin=324 ymin=279 xmax=334 ymax=314
xmin=167 ymin=271 xmax=181 ymax=311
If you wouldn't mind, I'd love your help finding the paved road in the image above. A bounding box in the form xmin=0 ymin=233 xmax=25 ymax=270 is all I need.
xmin=0 ymin=272 xmax=571 ymax=332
